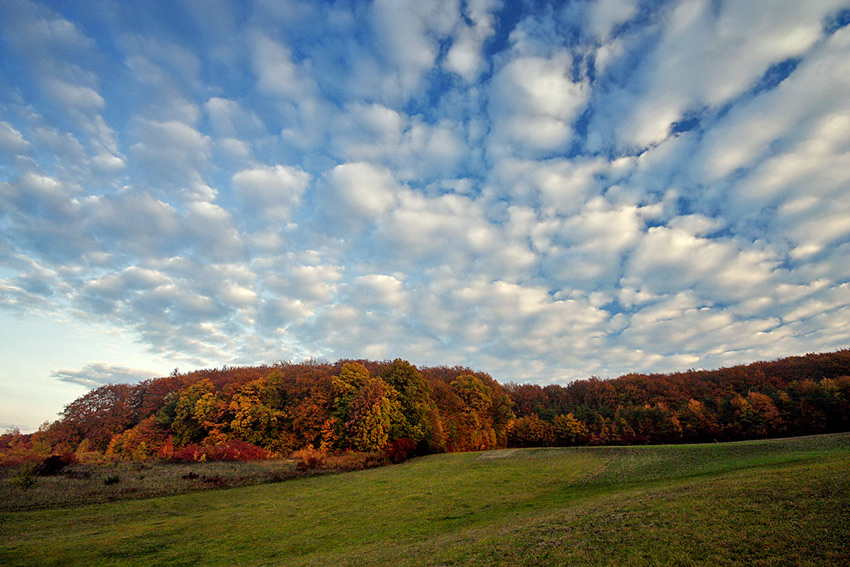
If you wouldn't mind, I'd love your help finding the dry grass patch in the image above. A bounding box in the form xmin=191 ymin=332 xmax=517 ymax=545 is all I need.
xmin=0 ymin=459 xmax=298 ymax=511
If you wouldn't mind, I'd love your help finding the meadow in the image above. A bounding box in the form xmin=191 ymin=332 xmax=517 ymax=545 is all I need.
xmin=1 ymin=433 xmax=848 ymax=566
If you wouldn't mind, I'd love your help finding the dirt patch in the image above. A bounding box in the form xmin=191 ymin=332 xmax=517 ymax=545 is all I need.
xmin=474 ymin=449 xmax=522 ymax=460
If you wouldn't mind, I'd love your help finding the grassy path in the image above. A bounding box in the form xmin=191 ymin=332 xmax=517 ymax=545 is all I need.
xmin=2 ymin=434 xmax=848 ymax=566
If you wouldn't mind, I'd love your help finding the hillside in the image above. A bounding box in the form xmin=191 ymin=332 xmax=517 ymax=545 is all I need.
xmin=2 ymin=433 xmax=849 ymax=566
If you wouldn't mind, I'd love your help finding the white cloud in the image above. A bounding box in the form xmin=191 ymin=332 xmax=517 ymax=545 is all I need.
xmin=205 ymin=97 xmax=265 ymax=137
xmin=123 ymin=55 xmax=202 ymax=124
xmin=52 ymin=362 xmax=159 ymax=389
xmin=727 ymin=106 xmax=850 ymax=205
xmin=429 ymin=277 xmax=610 ymax=361
xmin=687 ymin=24 xmax=850 ymax=273
xmin=91 ymin=152 xmax=126 ymax=173
xmin=221 ymin=282 xmax=257 ymax=307
xmin=255 ymin=255 xmax=345 ymax=337
xmin=623 ymin=225 xmax=781 ymax=302
xmin=375 ymin=191 xmax=496 ymax=266
xmin=784 ymin=204 xmax=850 ymax=260
xmin=594 ymin=0 xmax=837 ymax=152
xmin=31 ymin=127 xmax=87 ymax=166
xmin=252 ymin=33 xmax=315 ymax=100
xmin=217 ymin=138 xmax=253 ymax=161
xmin=667 ymin=214 xmax=725 ymax=237
xmin=332 ymin=103 xmax=404 ymax=160
xmin=87 ymin=191 xmax=181 ymax=256
xmin=536 ymin=200 xmax=647 ymax=289
xmin=331 ymin=105 xmax=468 ymax=180
xmin=371 ymin=0 xmax=460 ymax=101
xmin=232 ymin=164 xmax=311 ymax=221
xmin=43 ymin=78 xmax=104 ymax=110
xmin=83 ymin=267 xmax=170 ymax=299
xmin=0 ymin=122 xmax=29 ymax=154
xmin=5 ymin=172 xmax=80 ymax=220
xmin=560 ymin=202 xmax=643 ymax=252
xmin=121 ymin=33 xmax=202 ymax=92
xmin=0 ymin=1 xmax=93 ymax=53
xmin=445 ymin=27 xmax=486 ymax=81
xmin=348 ymin=274 xmax=408 ymax=311
xmin=137 ymin=120 xmax=209 ymax=155
xmin=129 ymin=119 xmax=211 ymax=186
xmin=324 ymin=162 xmax=400 ymax=222
xmin=587 ymin=0 xmax=638 ymax=40
xmin=397 ymin=120 xmax=468 ymax=179
xmin=76 ymin=257 xmax=266 ymax=367
xmin=0 ymin=260 xmax=61 ymax=311
xmin=488 ymin=52 xmax=589 ymax=157
xmin=184 ymin=201 xmax=246 ymax=263
xmin=444 ymin=0 xmax=501 ymax=81
xmin=264 ymin=262 xmax=342 ymax=304
xmin=618 ymin=293 xmax=782 ymax=360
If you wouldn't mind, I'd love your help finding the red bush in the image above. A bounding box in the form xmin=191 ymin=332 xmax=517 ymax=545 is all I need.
xmin=292 ymin=447 xmax=326 ymax=471
xmin=171 ymin=444 xmax=206 ymax=462
xmin=384 ymin=437 xmax=417 ymax=463
xmin=205 ymin=440 xmax=271 ymax=461
xmin=170 ymin=440 xmax=271 ymax=462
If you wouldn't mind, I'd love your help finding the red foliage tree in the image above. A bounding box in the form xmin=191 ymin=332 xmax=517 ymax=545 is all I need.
xmin=55 ymin=384 xmax=138 ymax=451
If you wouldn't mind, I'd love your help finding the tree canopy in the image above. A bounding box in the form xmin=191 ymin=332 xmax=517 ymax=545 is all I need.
xmin=6 ymin=349 xmax=848 ymax=464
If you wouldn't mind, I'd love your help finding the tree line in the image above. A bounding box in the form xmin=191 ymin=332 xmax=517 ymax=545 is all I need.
xmin=2 ymin=350 xmax=849 ymax=464
xmin=5 ymin=359 xmax=512 ymax=463
xmin=506 ymin=349 xmax=850 ymax=446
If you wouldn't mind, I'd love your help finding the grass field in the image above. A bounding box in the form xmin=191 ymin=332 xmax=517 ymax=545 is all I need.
xmin=2 ymin=433 xmax=849 ymax=566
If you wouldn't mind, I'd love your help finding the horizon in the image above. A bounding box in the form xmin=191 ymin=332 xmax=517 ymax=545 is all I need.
xmin=2 ymin=0 xmax=850 ymax=432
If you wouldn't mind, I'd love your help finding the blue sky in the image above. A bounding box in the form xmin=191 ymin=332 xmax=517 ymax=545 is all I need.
xmin=2 ymin=0 xmax=850 ymax=432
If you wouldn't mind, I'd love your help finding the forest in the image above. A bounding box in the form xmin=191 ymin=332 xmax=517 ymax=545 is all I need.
xmin=2 ymin=350 xmax=850 ymax=466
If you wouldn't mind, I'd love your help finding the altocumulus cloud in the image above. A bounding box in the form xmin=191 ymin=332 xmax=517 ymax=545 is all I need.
xmin=1 ymin=0 xmax=850 ymax=430
xmin=52 ymin=363 xmax=159 ymax=389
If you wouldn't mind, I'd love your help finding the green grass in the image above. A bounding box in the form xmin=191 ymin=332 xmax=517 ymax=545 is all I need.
xmin=2 ymin=434 xmax=849 ymax=566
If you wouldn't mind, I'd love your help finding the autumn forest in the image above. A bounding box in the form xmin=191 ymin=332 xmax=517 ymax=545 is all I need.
xmin=3 ymin=350 xmax=850 ymax=466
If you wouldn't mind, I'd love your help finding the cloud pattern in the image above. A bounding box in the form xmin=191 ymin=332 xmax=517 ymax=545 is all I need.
xmin=1 ymin=0 xmax=849 ymax=408
xmin=52 ymin=363 xmax=159 ymax=389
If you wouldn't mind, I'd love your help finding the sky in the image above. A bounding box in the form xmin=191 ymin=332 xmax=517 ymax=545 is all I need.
xmin=1 ymin=0 xmax=850 ymax=432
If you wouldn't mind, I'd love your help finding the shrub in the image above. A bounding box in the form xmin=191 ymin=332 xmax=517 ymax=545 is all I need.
xmin=11 ymin=465 xmax=37 ymax=490
xmin=0 ymin=429 xmax=47 ymax=467
xmin=156 ymin=437 xmax=175 ymax=460
xmin=292 ymin=447 xmax=326 ymax=471
xmin=0 ymin=453 xmax=41 ymax=468
xmin=171 ymin=444 xmax=207 ymax=462
xmin=385 ymin=437 xmax=417 ymax=463
xmin=205 ymin=440 xmax=271 ymax=461
xmin=34 ymin=453 xmax=77 ymax=476
xmin=170 ymin=440 xmax=272 ymax=462
xmin=327 ymin=451 xmax=386 ymax=471
xmin=291 ymin=447 xmax=390 ymax=472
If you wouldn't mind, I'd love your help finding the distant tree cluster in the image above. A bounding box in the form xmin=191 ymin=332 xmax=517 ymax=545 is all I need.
xmin=2 ymin=350 xmax=849 ymax=465
xmin=505 ymin=350 xmax=850 ymax=447
xmin=5 ymin=359 xmax=511 ymax=464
